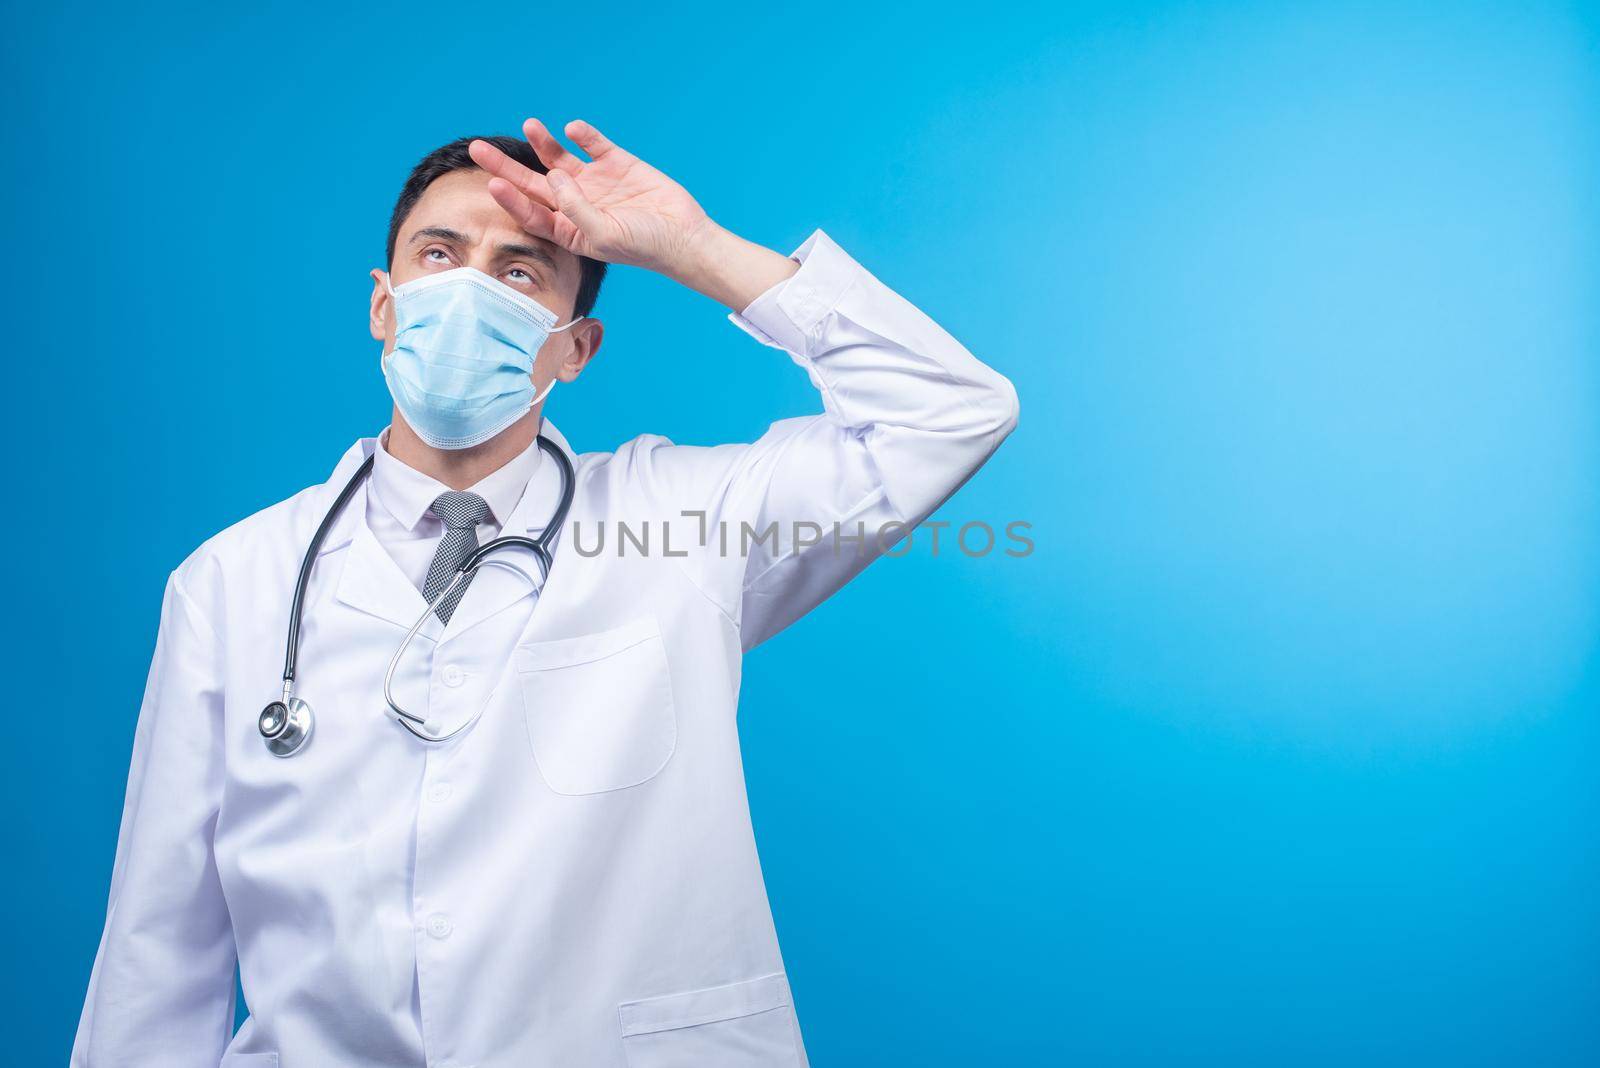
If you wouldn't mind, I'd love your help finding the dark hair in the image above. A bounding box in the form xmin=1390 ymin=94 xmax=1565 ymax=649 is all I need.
xmin=386 ymin=135 xmax=607 ymax=317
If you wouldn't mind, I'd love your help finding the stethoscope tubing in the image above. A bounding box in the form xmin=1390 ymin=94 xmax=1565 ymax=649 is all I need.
xmin=280 ymin=453 xmax=375 ymax=703
xmin=269 ymin=434 xmax=575 ymax=752
xmin=384 ymin=551 xmax=551 ymax=741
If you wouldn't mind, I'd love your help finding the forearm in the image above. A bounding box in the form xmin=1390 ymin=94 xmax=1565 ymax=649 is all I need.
xmin=731 ymin=230 xmax=1020 ymax=489
xmin=716 ymin=230 xmax=1019 ymax=644
xmin=667 ymin=220 xmax=801 ymax=313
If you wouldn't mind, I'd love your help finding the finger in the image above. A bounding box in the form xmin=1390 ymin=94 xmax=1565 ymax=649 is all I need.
xmin=469 ymin=138 xmax=556 ymax=209
xmin=565 ymin=119 xmax=625 ymax=161
xmin=545 ymin=170 xmax=610 ymax=244
xmin=522 ymin=117 xmax=584 ymax=177
xmin=485 ymin=177 xmax=560 ymax=243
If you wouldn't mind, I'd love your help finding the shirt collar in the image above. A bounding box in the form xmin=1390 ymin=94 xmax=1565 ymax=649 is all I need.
xmin=370 ymin=426 xmax=543 ymax=532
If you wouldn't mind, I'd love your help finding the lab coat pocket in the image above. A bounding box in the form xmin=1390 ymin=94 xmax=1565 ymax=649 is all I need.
xmin=619 ymin=972 xmax=801 ymax=1068
xmin=514 ymin=615 xmax=677 ymax=795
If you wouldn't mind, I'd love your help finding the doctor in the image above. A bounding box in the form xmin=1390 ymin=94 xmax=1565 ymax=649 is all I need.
xmin=72 ymin=118 xmax=1019 ymax=1067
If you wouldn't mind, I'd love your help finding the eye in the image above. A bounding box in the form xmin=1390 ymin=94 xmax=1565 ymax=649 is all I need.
xmin=422 ymin=246 xmax=454 ymax=266
xmin=504 ymin=267 xmax=539 ymax=288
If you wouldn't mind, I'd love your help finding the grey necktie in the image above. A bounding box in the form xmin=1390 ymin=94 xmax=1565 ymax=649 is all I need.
xmin=423 ymin=491 xmax=490 ymax=624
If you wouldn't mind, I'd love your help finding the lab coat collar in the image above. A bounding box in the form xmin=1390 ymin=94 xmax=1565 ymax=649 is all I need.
xmin=336 ymin=501 xmax=445 ymax=639
xmin=313 ymin=436 xmax=378 ymax=559
xmin=313 ymin=437 xmax=439 ymax=636
xmin=317 ymin=421 xmax=578 ymax=638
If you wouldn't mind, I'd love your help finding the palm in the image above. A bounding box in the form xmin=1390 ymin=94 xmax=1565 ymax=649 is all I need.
xmin=469 ymin=119 xmax=709 ymax=273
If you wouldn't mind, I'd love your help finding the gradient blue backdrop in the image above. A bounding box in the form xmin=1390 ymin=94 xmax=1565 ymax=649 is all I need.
xmin=6 ymin=1 xmax=1597 ymax=1063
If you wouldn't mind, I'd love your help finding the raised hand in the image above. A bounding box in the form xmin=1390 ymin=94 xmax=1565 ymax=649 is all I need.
xmin=469 ymin=119 xmax=797 ymax=312
xmin=469 ymin=120 xmax=712 ymax=276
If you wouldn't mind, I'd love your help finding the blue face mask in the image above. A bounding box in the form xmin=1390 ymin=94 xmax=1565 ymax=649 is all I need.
xmin=382 ymin=267 xmax=583 ymax=450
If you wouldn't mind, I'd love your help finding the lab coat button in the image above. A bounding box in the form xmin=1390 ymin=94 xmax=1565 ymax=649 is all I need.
xmin=428 ymin=781 xmax=453 ymax=803
xmin=441 ymin=664 xmax=465 ymax=687
xmin=427 ymin=913 xmax=452 ymax=939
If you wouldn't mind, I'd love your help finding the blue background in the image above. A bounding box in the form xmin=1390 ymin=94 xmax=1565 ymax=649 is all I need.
xmin=6 ymin=1 xmax=1598 ymax=1063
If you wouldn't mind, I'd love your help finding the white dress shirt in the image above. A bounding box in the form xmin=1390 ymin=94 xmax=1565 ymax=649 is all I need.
xmin=71 ymin=229 xmax=1020 ymax=1068
xmin=367 ymin=427 xmax=543 ymax=596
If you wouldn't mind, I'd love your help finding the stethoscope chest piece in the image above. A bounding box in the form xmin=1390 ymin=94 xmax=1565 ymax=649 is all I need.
xmin=259 ymin=697 xmax=314 ymax=757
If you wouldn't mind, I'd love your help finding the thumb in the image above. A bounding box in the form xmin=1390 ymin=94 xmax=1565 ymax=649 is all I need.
xmin=546 ymin=171 xmax=609 ymax=246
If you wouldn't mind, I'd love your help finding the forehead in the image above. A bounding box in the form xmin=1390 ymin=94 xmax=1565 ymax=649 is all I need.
xmin=402 ymin=169 xmax=576 ymax=275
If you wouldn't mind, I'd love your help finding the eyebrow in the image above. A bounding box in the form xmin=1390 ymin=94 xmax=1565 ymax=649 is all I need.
xmin=408 ymin=226 xmax=470 ymax=247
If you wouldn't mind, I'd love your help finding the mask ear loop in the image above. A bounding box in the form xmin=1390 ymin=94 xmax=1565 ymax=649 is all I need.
xmin=530 ymin=375 xmax=559 ymax=407
xmin=380 ymin=273 xmax=398 ymax=369
xmin=531 ymin=313 xmax=588 ymax=409
xmin=530 ymin=316 xmax=584 ymax=406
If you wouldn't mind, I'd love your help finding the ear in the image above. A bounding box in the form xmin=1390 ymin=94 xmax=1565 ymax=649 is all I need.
xmin=557 ymin=318 xmax=605 ymax=383
xmin=369 ymin=268 xmax=393 ymax=346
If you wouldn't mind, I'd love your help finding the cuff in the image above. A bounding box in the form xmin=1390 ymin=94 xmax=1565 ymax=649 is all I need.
xmin=726 ymin=229 xmax=864 ymax=356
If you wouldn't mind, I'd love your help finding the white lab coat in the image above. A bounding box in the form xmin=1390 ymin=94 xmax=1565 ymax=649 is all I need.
xmin=72 ymin=230 xmax=1019 ymax=1068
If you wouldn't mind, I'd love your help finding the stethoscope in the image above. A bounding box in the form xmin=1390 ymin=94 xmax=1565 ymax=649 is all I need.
xmin=258 ymin=435 xmax=575 ymax=757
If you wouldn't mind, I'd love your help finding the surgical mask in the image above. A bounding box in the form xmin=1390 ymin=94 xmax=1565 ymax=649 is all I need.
xmin=381 ymin=267 xmax=583 ymax=450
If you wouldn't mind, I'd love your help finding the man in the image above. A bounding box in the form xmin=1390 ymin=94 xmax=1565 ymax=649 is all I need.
xmin=72 ymin=117 xmax=1018 ymax=1067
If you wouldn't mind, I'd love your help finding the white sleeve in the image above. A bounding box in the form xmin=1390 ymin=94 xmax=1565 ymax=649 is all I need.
xmin=71 ymin=569 xmax=237 ymax=1066
xmin=631 ymin=229 xmax=1019 ymax=650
